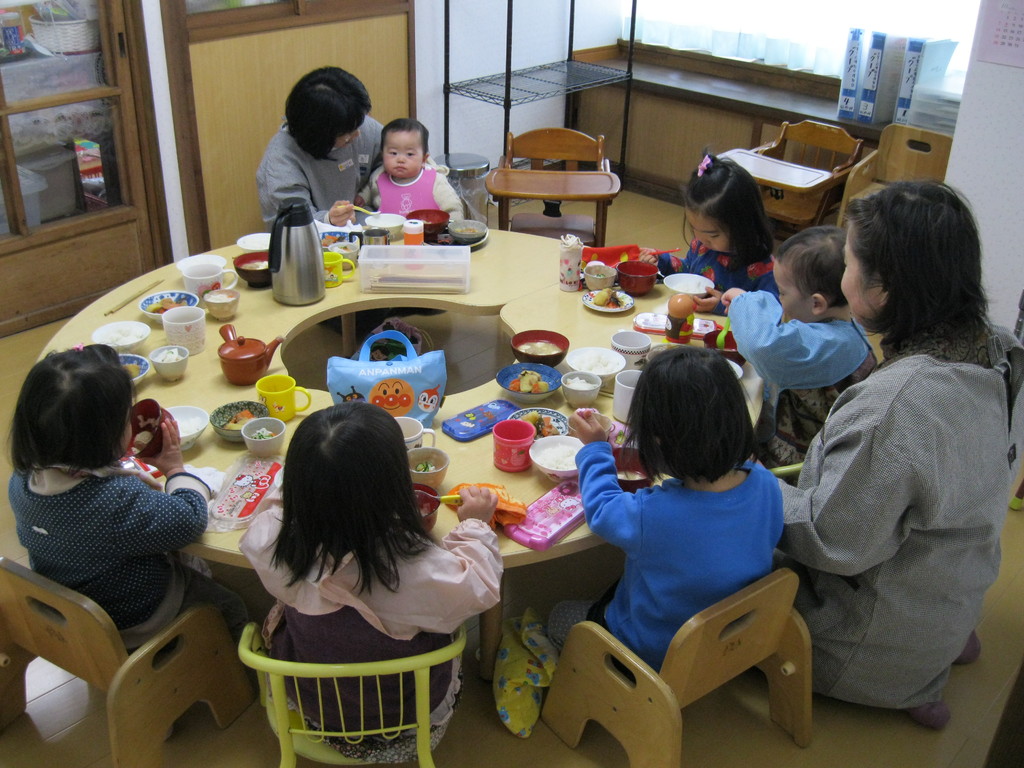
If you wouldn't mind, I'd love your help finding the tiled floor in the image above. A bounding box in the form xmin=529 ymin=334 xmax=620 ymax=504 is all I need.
xmin=2 ymin=191 xmax=1023 ymax=767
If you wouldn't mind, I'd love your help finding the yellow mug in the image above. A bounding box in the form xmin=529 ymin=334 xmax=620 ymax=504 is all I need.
xmin=323 ymin=251 xmax=356 ymax=288
xmin=255 ymin=374 xmax=311 ymax=422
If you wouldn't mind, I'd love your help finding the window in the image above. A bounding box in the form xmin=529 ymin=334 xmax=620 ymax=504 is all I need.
xmin=623 ymin=0 xmax=979 ymax=78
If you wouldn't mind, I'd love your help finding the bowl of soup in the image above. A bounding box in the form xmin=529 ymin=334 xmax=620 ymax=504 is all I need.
xmin=233 ymin=251 xmax=272 ymax=288
xmin=509 ymin=330 xmax=570 ymax=367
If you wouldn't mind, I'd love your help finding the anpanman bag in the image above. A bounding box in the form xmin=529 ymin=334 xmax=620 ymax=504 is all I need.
xmin=326 ymin=330 xmax=446 ymax=426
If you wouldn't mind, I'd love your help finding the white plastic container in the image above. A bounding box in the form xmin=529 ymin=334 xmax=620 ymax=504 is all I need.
xmin=359 ymin=244 xmax=470 ymax=294
xmin=19 ymin=145 xmax=78 ymax=221
xmin=0 ymin=166 xmax=47 ymax=234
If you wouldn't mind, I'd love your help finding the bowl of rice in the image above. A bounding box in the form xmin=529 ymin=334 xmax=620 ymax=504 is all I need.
xmin=530 ymin=435 xmax=584 ymax=483
xmin=92 ymin=320 xmax=151 ymax=354
xmin=166 ymin=405 xmax=209 ymax=451
xmin=241 ymin=416 xmax=286 ymax=457
xmin=564 ymin=347 xmax=627 ymax=389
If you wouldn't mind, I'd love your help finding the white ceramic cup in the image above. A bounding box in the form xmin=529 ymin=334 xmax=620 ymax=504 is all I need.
xmin=395 ymin=416 xmax=436 ymax=450
xmin=180 ymin=261 xmax=239 ymax=298
xmin=611 ymin=330 xmax=652 ymax=371
xmin=612 ymin=369 xmax=642 ymax=423
xmin=162 ymin=305 xmax=207 ymax=354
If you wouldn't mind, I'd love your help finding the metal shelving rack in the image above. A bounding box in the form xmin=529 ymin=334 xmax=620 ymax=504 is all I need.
xmin=443 ymin=0 xmax=638 ymax=174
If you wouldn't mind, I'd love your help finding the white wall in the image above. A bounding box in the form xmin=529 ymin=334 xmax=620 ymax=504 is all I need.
xmin=945 ymin=4 xmax=1024 ymax=329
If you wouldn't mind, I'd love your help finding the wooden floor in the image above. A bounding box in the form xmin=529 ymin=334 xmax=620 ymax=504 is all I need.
xmin=2 ymin=191 xmax=1023 ymax=767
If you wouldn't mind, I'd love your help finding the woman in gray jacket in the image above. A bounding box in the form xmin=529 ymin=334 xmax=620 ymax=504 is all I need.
xmin=779 ymin=182 xmax=1024 ymax=729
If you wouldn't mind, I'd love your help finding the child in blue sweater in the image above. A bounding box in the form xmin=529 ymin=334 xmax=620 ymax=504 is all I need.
xmin=722 ymin=225 xmax=877 ymax=468
xmin=548 ymin=347 xmax=783 ymax=669
xmin=8 ymin=344 xmax=247 ymax=648
xmin=639 ymin=153 xmax=777 ymax=315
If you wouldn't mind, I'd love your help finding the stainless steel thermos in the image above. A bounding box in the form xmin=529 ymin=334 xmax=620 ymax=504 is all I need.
xmin=268 ymin=200 xmax=326 ymax=306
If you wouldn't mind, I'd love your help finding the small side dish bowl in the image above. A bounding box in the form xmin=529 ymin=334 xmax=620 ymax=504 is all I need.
xmin=139 ymin=291 xmax=199 ymax=324
xmin=408 ymin=446 xmax=450 ymax=489
xmin=210 ymin=400 xmax=269 ymax=442
xmin=616 ymin=260 xmax=659 ymax=296
xmin=92 ymin=320 xmax=150 ymax=354
xmin=166 ymin=405 xmax=209 ymax=451
xmin=507 ymin=407 xmax=570 ymax=438
xmin=364 ymin=213 xmax=406 ymax=241
xmin=530 ymin=435 xmax=584 ymax=483
xmin=564 ymin=347 xmax=627 ymax=389
xmin=509 ymin=330 xmax=570 ymax=367
xmin=496 ymin=362 xmax=562 ymax=405
xmin=408 ymin=209 xmax=450 ymax=240
xmin=148 ymin=345 xmax=189 ymax=382
xmin=233 ymin=251 xmax=272 ymax=288
xmin=119 ymin=353 xmax=149 ymax=385
xmin=204 ymin=289 xmax=240 ymax=321
xmin=236 ymin=232 xmax=271 ymax=252
xmin=560 ymin=371 xmax=603 ymax=408
xmin=447 ymin=219 xmax=487 ymax=244
xmin=583 ymin=262 xmax=617 ymax=291
xmin=241 ymin=416 xmax=286 ymax=457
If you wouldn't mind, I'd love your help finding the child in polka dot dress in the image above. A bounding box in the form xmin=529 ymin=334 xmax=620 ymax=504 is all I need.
xmin=8 ymin=344 xmax=247 ymax=649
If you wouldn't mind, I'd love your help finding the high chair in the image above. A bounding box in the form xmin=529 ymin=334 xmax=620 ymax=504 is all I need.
xmin=486 ymin=127 xmax=619 ymax=246
xmin=541 ymin=568 xmax=812 ymax=767
xmin=238 ymin=622 xmax=467 ymax=768
xmin=752 ymin=120 xmax=865 ymax=235
xmin=0 ymin=556 xmax=253 ymax=768
xmin=837 ymin=123 xmax=953 ymax=225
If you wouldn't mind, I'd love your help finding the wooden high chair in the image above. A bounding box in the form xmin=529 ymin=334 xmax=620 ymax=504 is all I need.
xmin=0 ymin=556 xmax=253 ymax=768
xmin=837 ymin=123 xmax=953 ymax=225
xmin=541 ymin=568 xmax=812 ymax=766
xmin=485 ymin=127 xmax=620 ymax=247
xmin=752 ymin=120 xmax=865 ymax=235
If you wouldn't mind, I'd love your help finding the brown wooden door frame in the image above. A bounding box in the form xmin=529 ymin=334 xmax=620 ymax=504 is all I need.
xmin=159 ymin=0 xmax=416 ymax=256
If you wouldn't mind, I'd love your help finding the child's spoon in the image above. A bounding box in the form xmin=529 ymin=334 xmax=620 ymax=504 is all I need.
xmin=717 ymin=316 xmax=730 ymax=349
xmin=439 ymin=494 xmax=462 ymax=506
xmin=352 ymin=205 xmax=380 ymax=216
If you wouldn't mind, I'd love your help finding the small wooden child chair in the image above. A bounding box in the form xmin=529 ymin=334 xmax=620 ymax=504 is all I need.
xmin=541 ymin=568 xmax=812 ymax=766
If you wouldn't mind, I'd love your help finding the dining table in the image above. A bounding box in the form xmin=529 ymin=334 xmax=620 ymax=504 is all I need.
xmin=41 ymin=229 xmax=762 ymax=679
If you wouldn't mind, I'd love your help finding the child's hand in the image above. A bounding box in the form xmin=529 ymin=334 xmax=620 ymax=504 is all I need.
xmin=457 ymin=486 xmax=498 ymax=525
xmin=693 ymin=288 xmax=722 ymax=314
xmin=328 ymin=200 xmax=355 ymax=226
xmin=637 ymin=247 xmax=659 ymax=265
xmin=149 ymin=414 xmax=186 ymax=479
xmin=569 ymin=409 xmax=610 ymax=445
xmin=721 ymin=288 xmax=745 ymax=311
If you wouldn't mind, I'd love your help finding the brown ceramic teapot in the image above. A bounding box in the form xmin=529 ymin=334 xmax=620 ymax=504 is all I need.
xmin=217 ymin=324 xmax=283 ymax=385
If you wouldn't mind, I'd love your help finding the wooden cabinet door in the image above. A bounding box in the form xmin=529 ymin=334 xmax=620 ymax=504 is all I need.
xmin=0 ymin=1 xmax=162 ymax=337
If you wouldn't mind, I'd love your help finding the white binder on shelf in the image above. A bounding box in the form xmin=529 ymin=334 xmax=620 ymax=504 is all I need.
xmin=857 ymin=32 xmax=909 ymax=125
xmin=893 ymin=38 xmax=958 ymax=125
xmin=837 ymin=28 xmax=867 ymax=121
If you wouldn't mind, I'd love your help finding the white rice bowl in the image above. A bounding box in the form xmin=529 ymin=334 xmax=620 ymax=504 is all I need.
xmin=565 ymin=347 xmax=627 ymax=388
xmin=530 ymin=435 xmax=584 ymax=482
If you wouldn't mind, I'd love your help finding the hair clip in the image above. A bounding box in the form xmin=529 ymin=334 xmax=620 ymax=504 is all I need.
xmin=697 ymin=155 xmax=713 ymax=177
xmin=72 ymin=343 xmax=85 ymax=351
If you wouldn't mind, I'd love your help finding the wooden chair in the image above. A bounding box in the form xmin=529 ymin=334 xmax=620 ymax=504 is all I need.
xmin=0 ymin=556 xmax=253 ymax=768
xmin=541 ymin=568 xmax=812 ymax=767
xmin=837 ymin=123 xmax=954 ymax=225
xmin=487 ymin=127 xmax=618 ymax=246
xmin=753 ymin=120 xmax=865 ymax=235
xmin=238 ymin=622 xmax=467 ymax=768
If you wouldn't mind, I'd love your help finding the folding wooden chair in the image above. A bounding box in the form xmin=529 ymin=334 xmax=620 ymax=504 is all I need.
xmin=0 ymin=556 xmax=253 ymax=768
xmin=542 ymin=568 xmax=812 ymax=767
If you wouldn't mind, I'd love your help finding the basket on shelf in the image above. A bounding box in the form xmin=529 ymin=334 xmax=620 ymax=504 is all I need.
xmin=29 ymin=17 xmax=100 ymax=54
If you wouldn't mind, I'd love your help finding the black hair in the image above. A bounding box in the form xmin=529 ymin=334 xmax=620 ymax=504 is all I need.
xmin=381 ymin=117 xmax=429 ymax=155
xmin=681 ymin=153 xmax=774 ymax=272
xmin=776 ymin=225 xmax=848 ymax=307
xmin=844 ymin=181 xmax=988 ymax=347
xmin=272 ymin=402 xmax=432 ymax=592
xmin=285 ymin=67 xmax=372 ymax=159
xmin=9 ymin=344 xmax=133 ymax=473
xmin=627 ymin=346 xmax=755 ymax=483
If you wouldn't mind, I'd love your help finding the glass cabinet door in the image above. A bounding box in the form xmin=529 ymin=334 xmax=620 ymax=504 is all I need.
xmin=0 ymin=6 xmax=122 ymax=235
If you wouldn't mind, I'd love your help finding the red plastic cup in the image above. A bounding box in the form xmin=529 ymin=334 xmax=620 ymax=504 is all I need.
xmin=492 ymin=418 xmax=536 ymax=472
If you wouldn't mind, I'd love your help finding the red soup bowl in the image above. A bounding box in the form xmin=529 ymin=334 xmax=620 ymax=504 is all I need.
xmin=616 ymin=260 xmax=659 ymax=296
xmin=408 ymin=209 xmax=450 ymax=241
xmin=413 ymin=482 xmax=441 ymax=532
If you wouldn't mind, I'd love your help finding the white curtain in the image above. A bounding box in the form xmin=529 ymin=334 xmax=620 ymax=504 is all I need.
xmin=623 ymin=0 xmax=978 ymax=77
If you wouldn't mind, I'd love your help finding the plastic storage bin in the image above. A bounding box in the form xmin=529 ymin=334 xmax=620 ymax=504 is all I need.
xmin=0 ymin=166 xmax=47 ymax=234
xmin=0 ymin=51 xmax=103 ymax=101
xmin=19 ymin=145 xmax=79 ymax=221
xmin=359 ymin=244 xmax=470 ymax=294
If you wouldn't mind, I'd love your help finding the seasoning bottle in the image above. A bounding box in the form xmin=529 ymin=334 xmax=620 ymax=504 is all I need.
xmin=1 ymin=10 xmax=25 ymax=56
xmin=403 ymin=219 xmax=424 ymax=246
